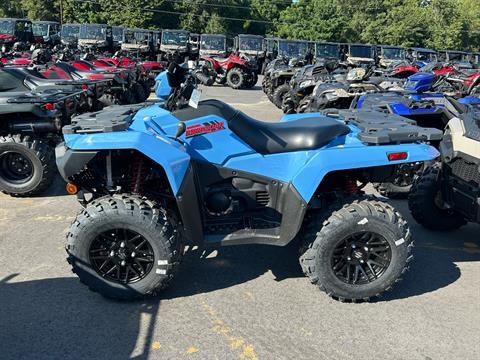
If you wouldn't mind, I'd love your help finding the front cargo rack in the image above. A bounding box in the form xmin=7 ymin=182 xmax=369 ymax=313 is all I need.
xmin=63 ymin=104 xmax=145 ymax=134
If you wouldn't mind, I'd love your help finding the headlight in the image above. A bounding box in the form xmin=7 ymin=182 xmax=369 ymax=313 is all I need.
xmin=300 ymin=80 xmax=315 ymax=89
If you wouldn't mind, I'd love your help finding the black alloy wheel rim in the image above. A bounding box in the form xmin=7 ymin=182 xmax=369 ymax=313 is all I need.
xmin=0 ymin=151 xmax=34 ymax=184
xmin=331 ymin=231 xmax=392 ymax=285
xmin=89 ymin=228 xmax=155 ymax=284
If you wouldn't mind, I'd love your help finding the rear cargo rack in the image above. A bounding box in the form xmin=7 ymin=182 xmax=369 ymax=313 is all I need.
xmin=321 ymin=109 xmax=443 ymax=144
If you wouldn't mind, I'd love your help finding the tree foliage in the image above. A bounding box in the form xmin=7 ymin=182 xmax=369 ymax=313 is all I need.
xmin=1 ymin=0 xmax=479 ymax=50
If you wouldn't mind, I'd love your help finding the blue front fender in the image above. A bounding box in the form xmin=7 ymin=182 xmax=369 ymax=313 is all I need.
xmin=291 ymin=143 xmax=439 ymax=202
xmin=63 ymin=129 xmax=190 ymax=195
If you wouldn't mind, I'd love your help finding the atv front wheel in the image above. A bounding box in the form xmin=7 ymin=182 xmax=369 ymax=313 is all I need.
xmin=408 ymin=166 xmax=466 ymax=231
xmin=226 ymin=68 xmax=245 ymax=89
xmin=0 ymin=135 xmax=55 ymax=197
xmin=66 ymin=194 xmax=183 ymax=300
xmin=299 ymin=197 xmax=412 ymax=301
xmin=272 ymin=84 xmax=291 ymax=109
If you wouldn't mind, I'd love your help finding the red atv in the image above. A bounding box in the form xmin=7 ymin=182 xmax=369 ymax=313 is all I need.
xmin=200 ymin=54 xmax=258 ymax=89
xmin=94 ymin=56 xmax=164 ymax=98
xmin=425 ymin=62 xmax=480 ymax=97
xmin=69 ymin=59 xmax=147 ymax=103
xmin=52 ymin=61 xmax=136 ymax=105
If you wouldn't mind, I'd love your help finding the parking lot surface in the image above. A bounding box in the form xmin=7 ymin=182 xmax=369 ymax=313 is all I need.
xmin=1 ymin=83 xmax=479 ymax=360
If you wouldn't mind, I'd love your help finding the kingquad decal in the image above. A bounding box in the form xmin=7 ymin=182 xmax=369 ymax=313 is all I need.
xmin=186 ymin=120 xmax=225 ymax=138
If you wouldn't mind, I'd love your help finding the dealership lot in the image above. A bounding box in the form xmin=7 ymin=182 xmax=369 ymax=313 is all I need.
xmin=1 ymin=84 xmax=479 ymax=360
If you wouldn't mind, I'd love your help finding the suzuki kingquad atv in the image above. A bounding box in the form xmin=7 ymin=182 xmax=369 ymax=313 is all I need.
xmin=56 ymin=64 xmax=440 ymax=302
xmin=0 ymin=88 xmax=82 ymax=196
xmin=409 ymin=106 xmax=480 ymax=230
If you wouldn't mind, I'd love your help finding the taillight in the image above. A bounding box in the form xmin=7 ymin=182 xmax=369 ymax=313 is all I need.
xmin=119 ymin=72 xmax=126 ymax=78
xmin=387 ymin=152 xmax=408 ymax=161
xmin=81 ymin=84 xmax=88 ymax=91
xmin=44 ymin=103 xmax=55 ymax=111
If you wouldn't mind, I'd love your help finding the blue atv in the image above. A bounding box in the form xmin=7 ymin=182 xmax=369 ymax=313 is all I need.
xmin=56 ymin=64 xmax=441 ymax=301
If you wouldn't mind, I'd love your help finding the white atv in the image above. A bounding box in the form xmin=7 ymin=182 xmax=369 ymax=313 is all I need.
xmin=409 ymin=108 xmax=480 ymax=230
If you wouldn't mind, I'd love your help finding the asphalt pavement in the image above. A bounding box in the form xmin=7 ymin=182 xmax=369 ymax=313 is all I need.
xmin=0 ymin=81 xmax=479 ymax=360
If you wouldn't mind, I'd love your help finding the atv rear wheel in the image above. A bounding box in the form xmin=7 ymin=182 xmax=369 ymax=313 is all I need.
xmin=299 ymin=196 xmax=412 ymax=301
xmin=66 ymin=194 xmax=183 ymax=300
xmin=408 ymin=165 xmax=466 ymax=231
xmin=272 ymin=84 xmax=291 ymax=109
xmin=226 ymin=68 xmax=245 ymax=89
xmin=0 ymin=135 xmax=55 ymax=197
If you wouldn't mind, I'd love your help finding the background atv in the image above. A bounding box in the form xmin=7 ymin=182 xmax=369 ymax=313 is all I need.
xmin=0 ymin=89 xmax=81 ymax=196
xmin=200 ymin=54 xmax=257 ymax=89
xmin=281 ymin=62 xmax=338 ymax=114
xmin=1 ymin=66 xmax=107 ymax=112
xmin=56 ymin=64 xmax=440 ymax=302
xmin=263 ymin=58 xmax=306 ymax=108
xmin=409 ymin=107 xmax=480 ymax=230
xmin=299 ymin=67 xmax=399 ymax=113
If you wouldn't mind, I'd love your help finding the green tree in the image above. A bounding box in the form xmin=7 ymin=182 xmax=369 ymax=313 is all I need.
xmin=204 ymin=13 xmax=227 ymax=34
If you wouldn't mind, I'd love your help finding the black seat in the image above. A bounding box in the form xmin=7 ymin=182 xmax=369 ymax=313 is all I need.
xmin=173 ymin=100 xmax=351 ymax=154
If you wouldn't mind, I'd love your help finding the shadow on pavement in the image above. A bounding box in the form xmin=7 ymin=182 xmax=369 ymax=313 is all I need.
xmin=0 ymin=244 xmax=302 ymax=359
xmin=0 ymin=273 xmax=160 ymax=360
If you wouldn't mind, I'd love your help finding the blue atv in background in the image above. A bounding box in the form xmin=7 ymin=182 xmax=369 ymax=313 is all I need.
xmin=56 ymin=63 xmax=441 ymax=302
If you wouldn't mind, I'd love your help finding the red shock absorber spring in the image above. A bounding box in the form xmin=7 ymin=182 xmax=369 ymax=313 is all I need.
xmin=345 ymin=179 xmax=359 ymax=195
xmin=131 ymin=155 xmax=146 ymax=194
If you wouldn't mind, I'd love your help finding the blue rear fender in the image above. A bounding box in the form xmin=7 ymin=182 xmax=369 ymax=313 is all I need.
xmin=291 ymin=141 xmax=439 ymax=202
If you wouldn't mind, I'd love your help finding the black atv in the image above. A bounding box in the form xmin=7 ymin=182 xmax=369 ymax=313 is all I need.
xmin=262 ymin=57 xmax=306 ymax=108
xmin=409 ymin=107 xmax=480 ymax=230
xmin=0 ymin=66 xmax=106 ymax=113
xmin=0 ymin=89 xmax=81 ymax=196
xmin=281 ymin=62 xmax=339 ymax=114
xmin=282 ymin=42 xmax=345 ymax=114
